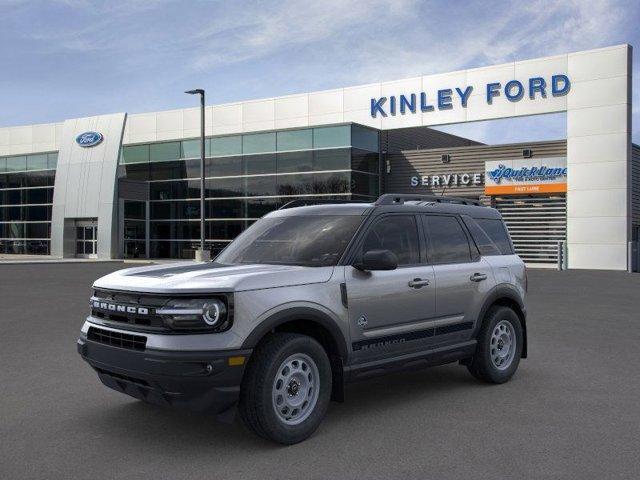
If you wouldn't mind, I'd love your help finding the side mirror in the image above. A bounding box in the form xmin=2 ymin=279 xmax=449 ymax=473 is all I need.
xmin=355 ymin=249 xmax=398 ymax=271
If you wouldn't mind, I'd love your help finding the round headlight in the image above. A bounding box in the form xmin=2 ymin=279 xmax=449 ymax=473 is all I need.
xmin=203 ymin=300 xmax=226 ymax=326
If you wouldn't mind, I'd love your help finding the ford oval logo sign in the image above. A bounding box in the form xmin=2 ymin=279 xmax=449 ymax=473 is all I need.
xmin=76 ymin=131 xmax=103 ymax=148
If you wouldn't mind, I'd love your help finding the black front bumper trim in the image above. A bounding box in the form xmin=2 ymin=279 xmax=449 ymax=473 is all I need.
xmin=78 ymin=337 xmax=251 ymax=414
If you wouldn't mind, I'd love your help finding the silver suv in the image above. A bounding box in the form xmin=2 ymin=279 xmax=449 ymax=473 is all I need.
xmin=77 ymin=194 xmax=527 ymax=444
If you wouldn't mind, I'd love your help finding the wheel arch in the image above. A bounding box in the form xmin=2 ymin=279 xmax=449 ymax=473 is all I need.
xmin=476 ymin=285 xmax=528 ymax=358
xmin=241 ymin=307 xmax=348 ymax=401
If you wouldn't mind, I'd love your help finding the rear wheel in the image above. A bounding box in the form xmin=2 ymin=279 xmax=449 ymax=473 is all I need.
xmin=467 ymin=306 xmax=523 ymax=384
xmin=239 ymin=333 xmax=332 ymax=444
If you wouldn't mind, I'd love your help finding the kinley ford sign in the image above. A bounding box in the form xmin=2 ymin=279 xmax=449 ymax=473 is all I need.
xmin=409 ymin=157 xmax=568 ymax=195
xmin=370 ymin=74 xmax=570 ymax=117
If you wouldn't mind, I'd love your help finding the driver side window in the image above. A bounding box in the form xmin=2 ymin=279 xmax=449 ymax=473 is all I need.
xmin=361 ymin=215 xmax=420 ymax=266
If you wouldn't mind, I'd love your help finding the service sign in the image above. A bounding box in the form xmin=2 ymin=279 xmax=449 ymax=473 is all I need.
xmin=485 ymin=157 xmax=567 ymax=195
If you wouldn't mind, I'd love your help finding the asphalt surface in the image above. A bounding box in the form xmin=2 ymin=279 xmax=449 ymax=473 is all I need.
xmin=1 ymin=263 xmax=639 ymax=480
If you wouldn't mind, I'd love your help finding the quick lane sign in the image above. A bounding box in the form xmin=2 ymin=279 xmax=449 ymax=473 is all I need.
xmin=485 ymin=157 xmax=567 ymax=195
xmin=371 ymin=74 xmax=570 ymax=117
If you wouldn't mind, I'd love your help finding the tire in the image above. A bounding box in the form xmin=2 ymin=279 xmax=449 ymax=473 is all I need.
xmin=467 ymin=306 xmax=523 ymax=384
xmin=238 ymin=332 xmax=332 ymax=444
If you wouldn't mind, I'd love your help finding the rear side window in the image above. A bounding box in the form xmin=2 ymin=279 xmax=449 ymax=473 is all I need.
xmin=475 ymin=218 xmax=513 ymax=255
xmin=361 ymin=215 xmax=420 ymax=265
xmin=422 ymin=215 xmax=472 ymax=264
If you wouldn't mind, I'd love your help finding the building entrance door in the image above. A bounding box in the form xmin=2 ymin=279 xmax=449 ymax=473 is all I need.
xmin=76 ymin=220 xmax=98 ymax=258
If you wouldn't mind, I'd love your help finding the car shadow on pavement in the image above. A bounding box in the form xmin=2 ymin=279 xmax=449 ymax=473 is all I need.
xmin=74 ymin=363 xmax=487 ymax=450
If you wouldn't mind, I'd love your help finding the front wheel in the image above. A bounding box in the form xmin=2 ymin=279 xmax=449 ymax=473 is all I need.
xmin=238 ymin=333 xmax=332 ymax=444
xmin=467 ymin=306 xmax=523 ymax=384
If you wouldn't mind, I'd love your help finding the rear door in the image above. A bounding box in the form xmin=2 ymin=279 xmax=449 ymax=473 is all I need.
xmin=345 ymin=214 xmax=436 ymax=363
xmin=421 ymin=214 xmax=493 ymax=344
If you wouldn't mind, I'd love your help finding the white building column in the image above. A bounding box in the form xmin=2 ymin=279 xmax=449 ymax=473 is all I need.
xmin=566 ymin=44 xmax=632 ymax=270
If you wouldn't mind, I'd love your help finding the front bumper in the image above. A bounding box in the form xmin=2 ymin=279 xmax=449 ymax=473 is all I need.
xmin=77 ymin=334 xmax=251 ymax=414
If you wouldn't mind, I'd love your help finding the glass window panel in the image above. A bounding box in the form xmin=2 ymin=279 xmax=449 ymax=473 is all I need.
xmin=26 ymin=206 xmax=50 ymax=221
xmin=211 ymin=136 xmax=242 ymax=157
xmin=361 ymin=215 xmax=420 ymax=266
xmin=206 ymin=199 xmax=245 ymax=219
xmin=26 ymin=240 xmax=50 ymax=255
xmin=6 ymin=189 xmax=23 ymax=204
xmin=124 ymin=201 xmax=146 ymax=220
xmin=26 ymin=170 xmax=55 ymax=187
xmin=277 ymin=129 xmax=312 ymax=151
xmin=277 ymin=151 xmax=313 ymax=173
xmin=351 ymin=149 xmax=380 ymax=173
xmin=277 ymin=174 xmax=314 ymax=196
xmin=351 ymin=172 xmax=379 ymax=197
xmin=313 ymin=126 xmax=350 ymax=149
xmin=7 ymin=221 xmax=25 ymax=239
xmin=242 ymin=132 xmax=276 ymax=154
xmin=246 ymin=198 xmax=280 ymax=218
xmin=122 ymin=145 xmax=150 ymax=164
xmin=27 ymin=154 xmax=48 ymax=170
xmin=207 ymin=220 xmax=244 ymax=240
xmin=26 ymin=188 xmax=52 ymax=204
xmin=150 ymin=241 xmax=198 ymax=259
xmin=244 ymin=154 xmax=276 ymax=175
xmin=124 ymin=240 xmax=146 ymax=259
xmin=123 ymin=163 xmax=150 ymax=181
xmin=150 ymin=200 xmax=200 ymax=220
xmin=1 ymin=206 xmax=22 ymax=221
xmin=26 ymin=222 xmax=50 ymax=239
xmin=313 ymin=149 xmax=350 ymax=171
xmin=474 ymin=218 xmax=514 ymax=255
xmin=206 ymin=177 xmax=245 ymax=198
xmin=150 ymin=221 xmax=200 ymax=240
xmin=351 ymin=125 xmax=380 ymax=152
xmin=123 ymin=220 xmax=146 ymax=240
xmin=246 ymin=176 xmax=277 ymax=197
xmin=150 ymin=142 xmax=181 ymax=162
xmin=423 ymin=215 xmax=472 ymax=264
xmin=0 ymin=157 xmax=6 ymax=173
xmin=206 ymin=156 xmax=243 ymax=177
xmin=47 ymin=153 xmax=58 ymax=169
xmin=312 ymin=172 xmax=350 ymax=194
xmin=6 ymin=156 xmax=27 ymax=172
xmin=181 ymin=139 xmax=208 ymax=159
xmin=150 ymin=160 xmax=187 ymax=181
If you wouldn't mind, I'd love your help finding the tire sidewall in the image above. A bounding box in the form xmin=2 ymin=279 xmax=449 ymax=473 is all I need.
xmin=257 ymin=335 xmax=332 ymax=444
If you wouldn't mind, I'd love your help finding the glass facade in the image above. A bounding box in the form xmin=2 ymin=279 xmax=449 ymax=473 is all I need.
xmin=119 ymin=124 xmax=380 ymax=259
xmin=0 ymin=152 xmax=58 ymax=255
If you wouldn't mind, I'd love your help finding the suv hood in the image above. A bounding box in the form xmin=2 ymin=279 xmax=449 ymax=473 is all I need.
xmin=93 ymin=262 xmax=335 ymax=294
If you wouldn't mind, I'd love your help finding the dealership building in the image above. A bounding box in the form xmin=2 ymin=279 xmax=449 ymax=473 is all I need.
xmin=0 ymin=44 xmax=637 ymax=270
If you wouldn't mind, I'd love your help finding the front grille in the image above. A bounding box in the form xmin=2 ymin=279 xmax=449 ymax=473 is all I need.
xmin=88 ymin=326 xmax=147 ymax=351
xmin=91 ymin=290 xmax=168 ymax=331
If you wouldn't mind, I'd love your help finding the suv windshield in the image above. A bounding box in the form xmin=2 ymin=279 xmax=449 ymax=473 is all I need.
xmin=216 ymin=215 xmax=363 ymax=267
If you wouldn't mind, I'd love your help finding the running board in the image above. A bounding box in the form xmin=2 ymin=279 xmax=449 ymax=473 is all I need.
xmin=344 ymin=340 xmax=477 ymax=382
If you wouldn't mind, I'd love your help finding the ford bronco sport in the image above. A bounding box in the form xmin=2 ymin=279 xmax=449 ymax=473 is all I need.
xmin=78 ymin=194 xmax=527 ymax=444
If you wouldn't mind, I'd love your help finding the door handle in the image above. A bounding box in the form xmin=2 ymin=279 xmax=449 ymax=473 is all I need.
xmin=470 ymin=273 xmax=487 ymax=282
xmin=408 ymin=278 xmax=430 ymax=288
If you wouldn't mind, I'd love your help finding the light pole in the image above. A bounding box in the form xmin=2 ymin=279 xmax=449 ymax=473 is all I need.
xmin=185 ymin=89 xmax=209 ymax=261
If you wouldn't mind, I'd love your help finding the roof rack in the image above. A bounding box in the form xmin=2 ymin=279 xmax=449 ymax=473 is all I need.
xmin=374 ymin=194 xmax=482 ymax=206
xmin=279 ymin=199 xmax=367 ymax=210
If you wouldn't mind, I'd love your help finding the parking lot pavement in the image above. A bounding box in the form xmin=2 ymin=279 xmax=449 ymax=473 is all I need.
xmin=1 ymin=263 xmax=639 ymax=480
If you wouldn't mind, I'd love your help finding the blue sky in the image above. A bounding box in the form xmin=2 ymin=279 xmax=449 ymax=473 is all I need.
xmin=1 ymin=0 xmax=638 ymax=144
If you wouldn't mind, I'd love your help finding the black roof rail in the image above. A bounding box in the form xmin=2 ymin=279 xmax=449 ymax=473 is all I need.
xmin=374 ymin=193 xmax=482 ymax=206
xmin=279 ymin=198 xmax=367 ymax=210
